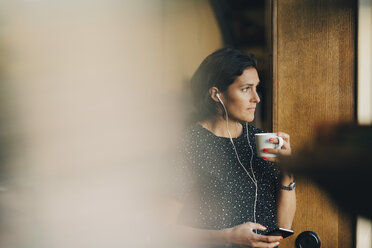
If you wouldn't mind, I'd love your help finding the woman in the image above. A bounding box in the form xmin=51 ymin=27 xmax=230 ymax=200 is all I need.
xmin=168 ymin=48 xmax=296 ymax=248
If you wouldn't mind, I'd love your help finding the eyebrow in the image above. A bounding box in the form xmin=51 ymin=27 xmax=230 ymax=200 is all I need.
xmin=241 ymin=81 xmax=261 ymax=87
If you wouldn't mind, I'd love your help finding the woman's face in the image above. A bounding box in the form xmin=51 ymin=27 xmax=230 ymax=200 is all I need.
xmin=220 ymin=67 xmax=261 ymax=123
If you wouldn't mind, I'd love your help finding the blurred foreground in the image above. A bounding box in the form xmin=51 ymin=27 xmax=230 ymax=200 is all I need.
xmin=282 ymin=124 xmax=372 ymax=220
xmin=0 ymin=1 xmax=221 ymax=247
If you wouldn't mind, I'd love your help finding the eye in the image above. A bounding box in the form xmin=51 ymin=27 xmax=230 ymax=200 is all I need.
xmin=242 ymin=87 xmax=250 ymax=92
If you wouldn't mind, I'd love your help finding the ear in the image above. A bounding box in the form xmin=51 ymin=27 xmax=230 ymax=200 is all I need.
xmin=209 ymin=86 xmax=221 ymax=103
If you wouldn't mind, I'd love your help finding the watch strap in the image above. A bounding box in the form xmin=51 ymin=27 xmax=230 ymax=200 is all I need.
xmin=280 ymin=179 xmax=296 ymax=191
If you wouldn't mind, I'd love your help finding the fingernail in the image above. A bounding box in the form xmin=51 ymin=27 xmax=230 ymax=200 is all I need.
xmin=263 ymin=226 xmax=267 ymax=229
xmin=263 ymin=157 xmax=267 ymax=160
xmin=280 ymin=237 xmax=283 ymax=240
xmin=277 ymin=132 xmax=281 ymax=135
xmin=277 ymin=242 xmax=280 ymax=246
xmin=269 ymin=138 xmax=274 ymax=142
xmin=263 ymin=148 xmax=269 ymax=152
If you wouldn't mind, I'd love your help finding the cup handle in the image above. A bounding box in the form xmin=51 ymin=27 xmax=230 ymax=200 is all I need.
xmin=277 ymin=136 xmax=284 ymax=149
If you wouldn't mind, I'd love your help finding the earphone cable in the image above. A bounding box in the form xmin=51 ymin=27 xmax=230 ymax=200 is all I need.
xmin=218 ymin=96 xmax=258 ymax=228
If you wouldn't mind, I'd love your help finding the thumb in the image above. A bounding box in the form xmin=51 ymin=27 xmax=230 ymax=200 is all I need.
xmin=250 ymin=223 xmax=267 ymax=231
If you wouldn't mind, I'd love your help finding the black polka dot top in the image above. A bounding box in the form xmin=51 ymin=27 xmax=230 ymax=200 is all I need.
xmin=172 ymin=123 xmax=281 ymax=242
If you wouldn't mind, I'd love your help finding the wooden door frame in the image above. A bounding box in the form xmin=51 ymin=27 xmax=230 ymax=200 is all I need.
xmin=269 ymin=0 xmax=357 ymax=247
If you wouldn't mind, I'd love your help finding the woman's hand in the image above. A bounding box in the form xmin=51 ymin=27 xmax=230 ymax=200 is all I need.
xmin=222 ymin=222 xmax=282 ymax=248
xmin=263 ymin=132 xmax=291 ymax=163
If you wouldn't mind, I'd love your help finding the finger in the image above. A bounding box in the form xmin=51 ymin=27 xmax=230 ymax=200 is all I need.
xmin=269 ymin=138 xmax=286 ymax=148
xmin=281 ymin=141 xmax=290 ymax=149
xmin=269 ymin=139 xmax=290 ymax=153
xmin=277 ymin=132 xmax=290 ymax=142
xmin=277 ymin=132 xmax=289 ymax=139
xmin=263 ymin=148 xmax=280 ymax=154
xmin=269 ymin=137 xmax=279 ymax=144
xmin=258 ymin=234 xmax=283 ymax=243
xmin=263 ymin=157 xmax=279 ymax=163
xmin=253 ymin=241 xmax=281 ymax=248
xmin=264 ymin=148 xmax=290 ymax=158
xmin=250 ymin=234 xmax=281 ymax=248
xmin=249 ymin=223 xmax=268 ymax=231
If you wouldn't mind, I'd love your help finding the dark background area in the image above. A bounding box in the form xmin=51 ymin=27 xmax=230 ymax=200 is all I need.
xmin=210 ymin=0 xmax=272 ymax=131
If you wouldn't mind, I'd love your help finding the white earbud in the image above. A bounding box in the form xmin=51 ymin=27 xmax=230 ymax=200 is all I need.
xmin=216 ymin=93 xmax=222 ymax=103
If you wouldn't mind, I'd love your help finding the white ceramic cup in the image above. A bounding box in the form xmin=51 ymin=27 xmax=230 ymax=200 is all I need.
xmin=254 ymin=133 xmax=284 ymax=158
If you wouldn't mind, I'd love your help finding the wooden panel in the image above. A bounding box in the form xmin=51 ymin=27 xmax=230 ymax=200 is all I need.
xmin=272 ymin=0 xmax=356 ymax=247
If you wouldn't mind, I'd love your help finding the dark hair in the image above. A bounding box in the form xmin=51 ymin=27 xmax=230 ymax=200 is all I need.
xmin=190 ymin=47 xmax=257 ymax=121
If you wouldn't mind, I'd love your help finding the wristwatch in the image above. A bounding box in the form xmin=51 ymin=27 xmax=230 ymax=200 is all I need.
xmin=280 ymin=179 xmax=296 ymax=191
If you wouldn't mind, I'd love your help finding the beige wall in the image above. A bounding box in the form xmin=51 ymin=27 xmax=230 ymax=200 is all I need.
xmin=0 ymin=1 xmax=222 ymax=247
xmin=357 ymin=0 xmax=372 ymax=247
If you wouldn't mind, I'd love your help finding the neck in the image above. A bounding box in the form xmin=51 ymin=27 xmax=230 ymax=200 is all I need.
xmin=199 ymin=117 xmax=243 ymax=138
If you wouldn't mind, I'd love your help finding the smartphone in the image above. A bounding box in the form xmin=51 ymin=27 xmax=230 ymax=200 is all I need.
xmin=266 ymin=227 xmax=294 ymax=239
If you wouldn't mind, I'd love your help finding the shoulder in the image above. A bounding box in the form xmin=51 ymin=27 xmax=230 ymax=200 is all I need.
xmin=183 ymin=124 xmax=202 ymax=138
xmin=180 ymin=124 xmax=203 ymax=144
xmin=178 ymin=124 xmax=206 ymax=152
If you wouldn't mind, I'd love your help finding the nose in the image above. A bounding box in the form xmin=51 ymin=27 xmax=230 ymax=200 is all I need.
xmin=252 ymin=89 xmax=260 ymax=103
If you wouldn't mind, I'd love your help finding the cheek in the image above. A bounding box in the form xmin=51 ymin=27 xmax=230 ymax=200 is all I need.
xmin=235 ymin=93 xmax=250 ymax=106
xmin=225 ymin=91 xmax=249 ymax=111
xmin=228 ymin=97 xmax=247 ymax=113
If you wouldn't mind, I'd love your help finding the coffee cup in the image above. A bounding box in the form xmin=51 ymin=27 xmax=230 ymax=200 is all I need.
xmin=254 ymin=133 xmax=284 ymax=158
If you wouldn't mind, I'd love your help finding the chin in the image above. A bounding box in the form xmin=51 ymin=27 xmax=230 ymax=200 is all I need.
xmin=234 ymin=113 xmax=255 ymax=123
xmin=245 ymin=114 xmax=255 ymax=122
xmin=240 ymin=116 xmax=254 ymax=123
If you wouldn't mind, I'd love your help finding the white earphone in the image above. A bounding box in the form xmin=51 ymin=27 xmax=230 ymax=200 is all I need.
xmin=216 ymin=92 xmax=221 ymax=101
xmin=215 ymin=91 xmax=258 ymax=228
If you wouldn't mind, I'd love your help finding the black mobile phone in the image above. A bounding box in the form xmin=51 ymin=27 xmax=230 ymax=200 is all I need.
xmin=266 ymin=227 xmax=294 ymax=239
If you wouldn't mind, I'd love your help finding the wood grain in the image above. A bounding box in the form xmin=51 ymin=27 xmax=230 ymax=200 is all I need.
xmin=272 ymin=0 xmax=356 ymax=247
